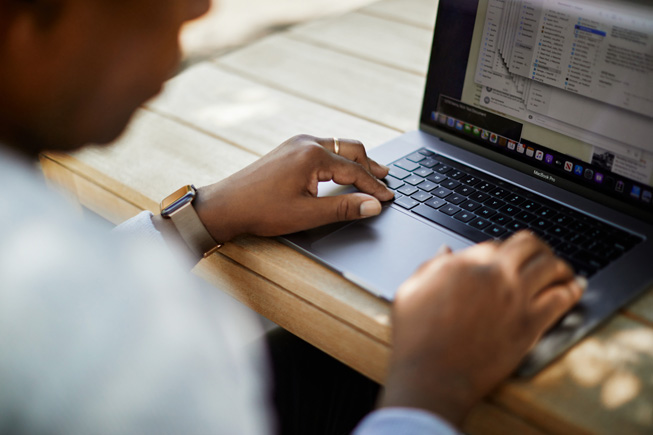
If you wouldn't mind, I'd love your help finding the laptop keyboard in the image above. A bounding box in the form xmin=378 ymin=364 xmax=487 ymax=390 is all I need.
xmin=385 ymin=148 xmax=643 ymax=278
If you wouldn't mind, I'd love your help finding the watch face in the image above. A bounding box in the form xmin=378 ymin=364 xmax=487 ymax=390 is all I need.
xmin=160 ymin=185 xmax=195 ymax=217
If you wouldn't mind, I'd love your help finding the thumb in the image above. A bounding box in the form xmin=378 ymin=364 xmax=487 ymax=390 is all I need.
xmin=317 ymin=193 xmax=383 ymax=223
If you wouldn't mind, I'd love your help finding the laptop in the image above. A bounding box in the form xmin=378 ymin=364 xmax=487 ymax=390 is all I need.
xmin=283 ymin=0 xmax=653 ymax=376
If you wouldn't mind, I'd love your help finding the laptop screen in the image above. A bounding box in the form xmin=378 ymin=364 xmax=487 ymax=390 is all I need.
xmin=421 ymin=0 xmax=653 ymax=219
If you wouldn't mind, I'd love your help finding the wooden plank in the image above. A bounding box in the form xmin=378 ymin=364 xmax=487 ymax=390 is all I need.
xmin=464 ymin=402 xmax=547 ymax=435
xmin=289 ymin=12 xmax=432 ymax=76
xmin=41 ymin=155 xmax=143 ymax=225
xmin=214 ymin=34 xmax=425 ymax=133
xmin=361 ymin=0 xmax=439 ymax=30
xmin=147 ymin=63 xmax=399 ymax=156
xmin=67 ymin=109 xmax=260 ymax=205
xmin=497 ymin=316 xmax=653 ymax=434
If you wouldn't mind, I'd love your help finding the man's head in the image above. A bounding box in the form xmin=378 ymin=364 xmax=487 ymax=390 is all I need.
xmin=0 ymin=0 xmax=210 ymax=155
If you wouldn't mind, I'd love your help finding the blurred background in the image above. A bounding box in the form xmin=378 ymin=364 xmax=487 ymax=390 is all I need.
xmin=181 ymin=0 xmax=378 ymax=64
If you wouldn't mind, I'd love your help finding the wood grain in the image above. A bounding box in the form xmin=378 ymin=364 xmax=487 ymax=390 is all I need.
xmin=289 ymin=12 xmax=432 ymax=76
xmin=361 ymin=0 xmax=439 ymax=29
xmin=147 ymin=63 xmax=399 ymax=156
xmin=215 ymin=34 xmax=425 ymax=132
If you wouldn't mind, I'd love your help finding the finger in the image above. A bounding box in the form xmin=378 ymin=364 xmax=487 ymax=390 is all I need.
xmin=319 ymin=155 xmax=394 ymax=202
xmin=498 ymin=231 xmax=551 ymax=272
xmin=316 ymin=137 xmax=389 ymax=179
xmin=308 ymin=193 xmax=383 ymax=225
xmin=520 ymin=252 xmax=575 ymax=297
xmin=530 ymin=276 xmax=587 ymax=332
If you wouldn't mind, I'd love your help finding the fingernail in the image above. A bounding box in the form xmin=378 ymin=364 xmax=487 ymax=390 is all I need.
xmin=436 ymin=244 xmax=451 ymax=255
xmin=381 ymin=164 xmax=390 ymax=172
xmin=575 ymin=276 xmax=588 ymax=292
xmin=360 ymin=200 xmax=382 ymax=217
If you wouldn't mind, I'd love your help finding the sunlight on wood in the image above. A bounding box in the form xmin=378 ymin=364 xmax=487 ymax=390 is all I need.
xmin=601 ymin=371 xmax=642 ymax=410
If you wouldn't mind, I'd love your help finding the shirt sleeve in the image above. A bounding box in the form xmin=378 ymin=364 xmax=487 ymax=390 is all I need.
xmin=353 ymin=408 xmax=460 ymax=435
xmin=113 ymin=210 xmax=165 ymax=247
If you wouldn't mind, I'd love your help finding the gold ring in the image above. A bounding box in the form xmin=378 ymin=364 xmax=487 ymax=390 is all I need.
xmin=333 ymin=137 xmax=340 ymax=155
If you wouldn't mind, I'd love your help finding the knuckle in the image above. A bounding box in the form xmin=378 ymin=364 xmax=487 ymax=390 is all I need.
xmin=291 ymin=134 xmax=316 ymax=144
xmin=336 ymin=199 xmax=353 ymax=221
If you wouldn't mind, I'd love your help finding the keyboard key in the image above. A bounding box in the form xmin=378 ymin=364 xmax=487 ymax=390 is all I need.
xmin=411 ymin=191 xmax=433 ymax=202
xmin=420 ymin=158 xmax=440 ymax=168
xmin=499 ymin=204 xmax=519 ymax=215
xmin=418 ymin=148 xmax=435 ymax=156
xmin=567 ymin=233 xmax=588 ymax=246
xmin=435 ymin=164 xmax=453 ymax=175
xmin=395 ymin=196 xmax=420 ymax=210
xmin=414 ymin=167 xmax=434 ymax=178
xmin=448 ymin=170 xmax=465 ymax=180
xmin=491 ymin=215 xmax=513 ymax=226
xmin=396 ymin=159 xmax=420 ymax=172
xmin=569 ymin=220 xmax=590 ymax=233
xmin=440 ymin=204 xmax=462 ymax=216
xmin=441 ymin=179 xmax=461 ymax=190
xmin=489 ymin=187 xmax=510 ymax=199
xmin=425 ymin=198 xmax=447 ymax=209
xmin=551 ymin=214 xmax=574 ymax=226
xmin=406 ymin=152 xmax=426 ymax=163
xmin=537 ymin=207 xmax=558 ymax=219
xmin=432 ymin=187 xmax=453 ymax=198
xmin=476 ymin=181 xmax=496 ymax=192
xmin=506 ymin=221 xmax=530 ymax=231
xmin=476 ymin=207 xmax=497 ymax=219
xmin=469 ymin=192 xmax=491 ymax=202
xmin=446 ymin=194 xmax=466 ymax=205
xmin=455 ymin=185 xmax=476 ymax=196
xmin=484 ymin=198 xmax=505 ymax=209
xmin=561 ymin=256 xmax=598 ymax=278
xmin=531 ymin=219 xmax=553 ymax=231
xmin=575 ymin=250 xmax=609 ymax=269
xmin=469 ymin=218 xmax=491 ymax=230
xmin=389 ymin=166 xmax=411 ymax=180
xmin=485 ymin=225 xmax=507 ymax=238
xmin=427 ymin=173 xmax=447 ymax=183
xmin=417 ymin=181 xmax=438 ymax=192
xmin=461 ymin=200 xmax=482 ymax=212
xmin=454 ymin=211 xmax=475 ymax=223
xmin=514 ymin=211 xmax=537 ymax=223
xmin=548 ymin=225 xmax=569 ymax=238
xmin=506 ymin=194 xmax=526 ymax=205
xmin=405 ymin=175 xmax=425 ymax=186
xmin=555 ymin=242 xmax=578 ymax=256
xmin=398 ymin=185 xmax=418 ymax=196
xmin=521 ymin=201 xmax=541 ymax=212
xmin=411 ymin=204 xmax=492 ymax=243
xmin=461 ymin=176 xmax=481 ymax=186
xmin=384 ymin=176 xmax=404 ymax=190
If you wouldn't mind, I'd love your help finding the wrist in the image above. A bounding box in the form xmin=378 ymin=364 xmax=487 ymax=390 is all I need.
xmin=158 ymin=185 xmax=223 ymax=260
xmin=193 ymin=184 xmax=241 ymax=244
xmin=380 ymin=369 xmax=476 ymax=428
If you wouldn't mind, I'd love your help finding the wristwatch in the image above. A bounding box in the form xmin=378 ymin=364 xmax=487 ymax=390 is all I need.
xmin=160 ymin=185 xmax=222 ymax=258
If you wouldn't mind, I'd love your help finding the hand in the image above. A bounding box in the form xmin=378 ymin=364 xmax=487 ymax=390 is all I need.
xmin=194 ymin=135 xmax=394 ymax=243
xmin=379 ymin=231 xmax=586 ymax=427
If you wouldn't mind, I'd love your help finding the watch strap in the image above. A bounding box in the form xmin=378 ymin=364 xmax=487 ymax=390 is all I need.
xmin=168 ymin=203 xmax=222 ymax=258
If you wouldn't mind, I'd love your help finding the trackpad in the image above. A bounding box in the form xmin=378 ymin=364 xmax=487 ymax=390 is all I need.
xmin=311 ymin=208 xmax=473 ymax=300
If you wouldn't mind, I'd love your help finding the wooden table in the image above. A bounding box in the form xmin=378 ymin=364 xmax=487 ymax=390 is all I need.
xmin=40 ymin=0 xmax=653 ymax=433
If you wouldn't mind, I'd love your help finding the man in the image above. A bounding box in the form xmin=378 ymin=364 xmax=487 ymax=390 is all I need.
xmin=0 ymin=0 xmax=586 ymax=433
